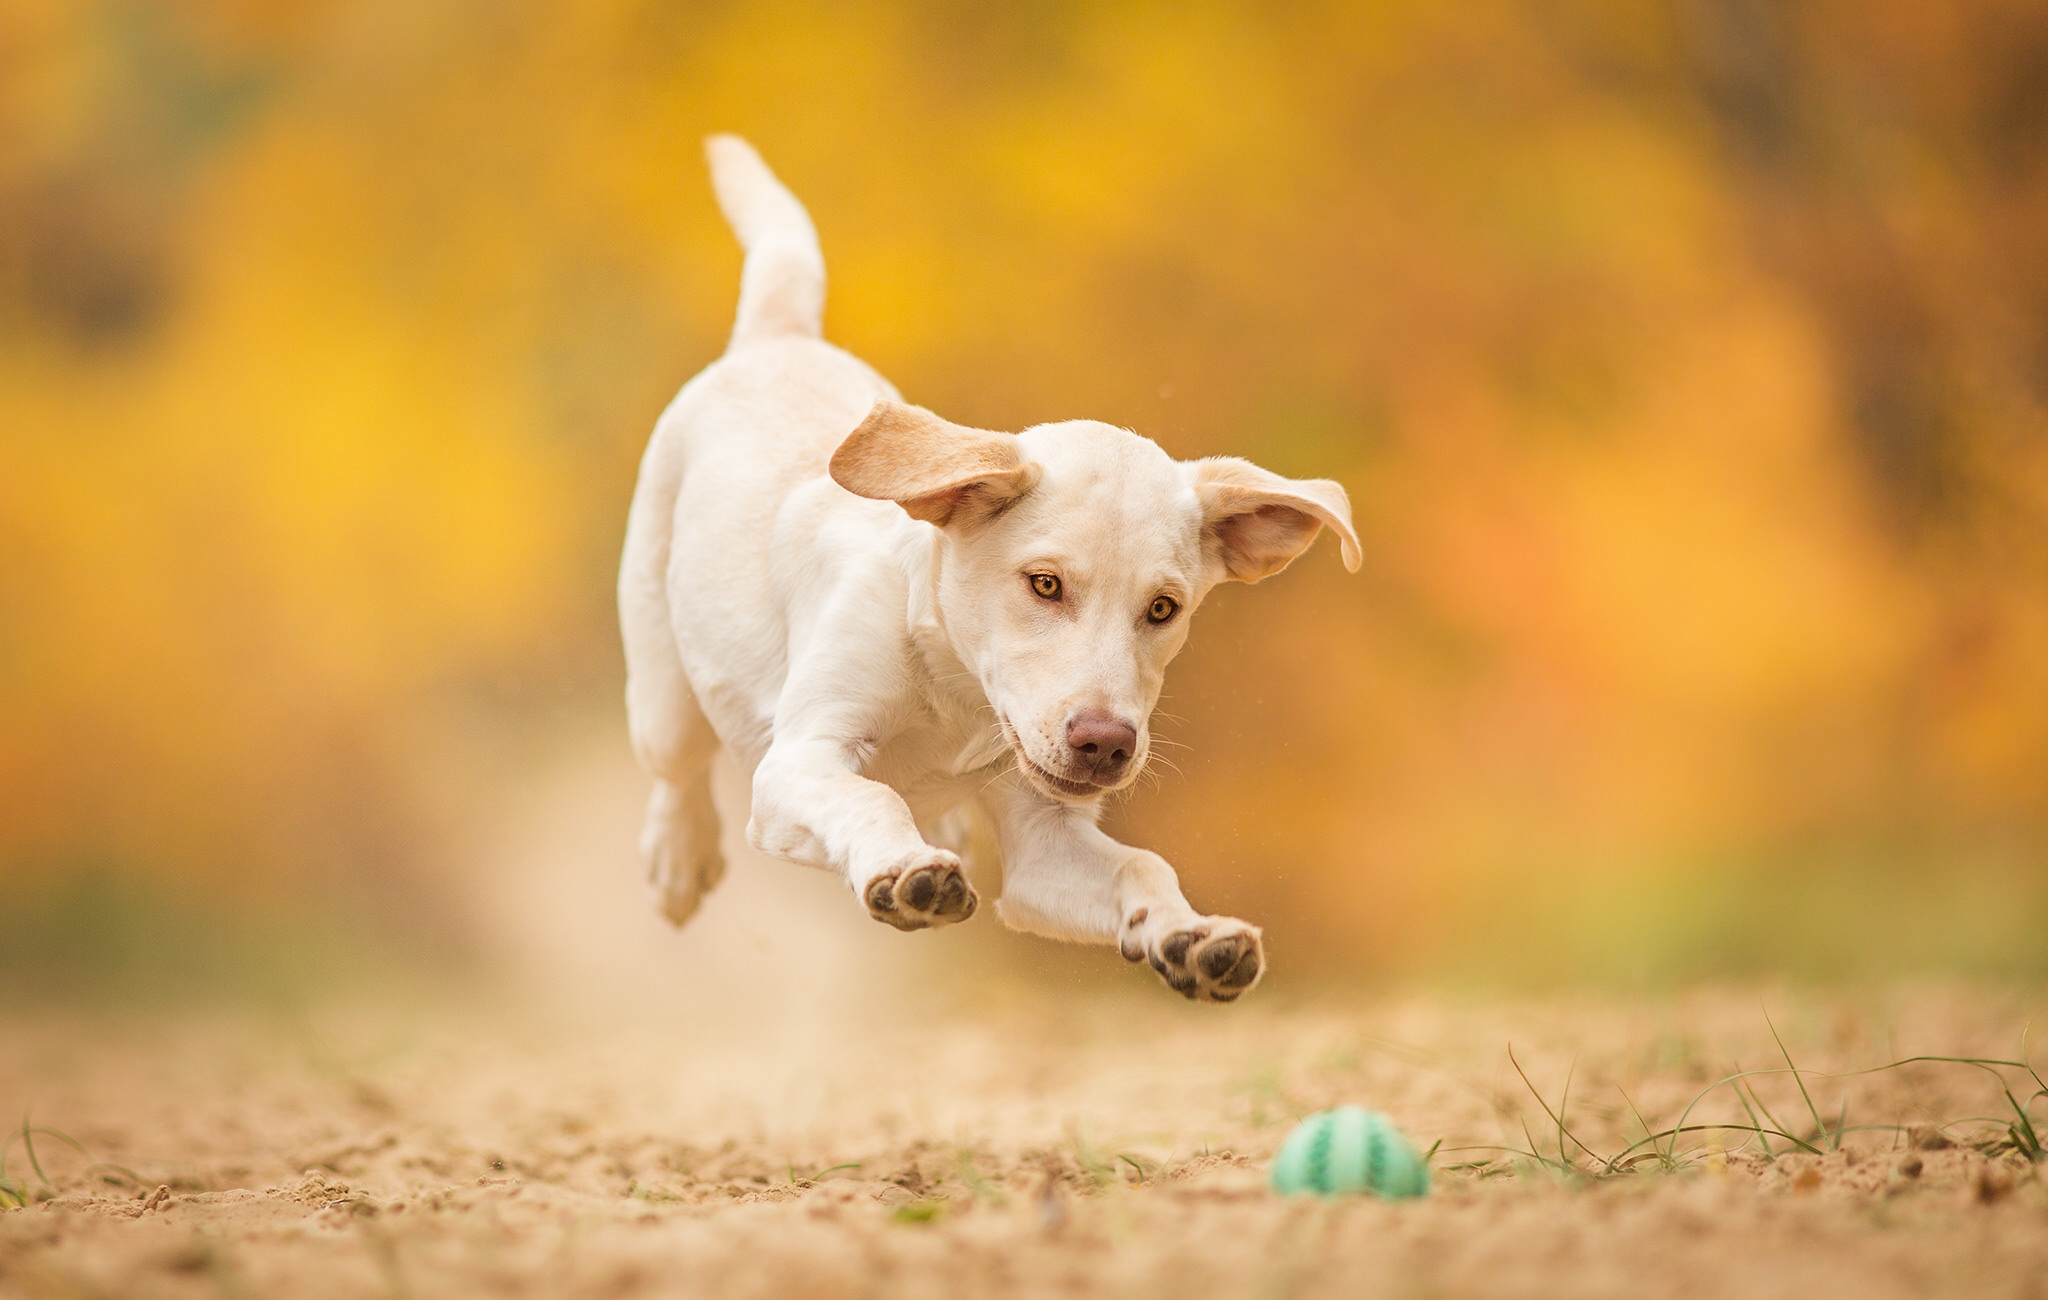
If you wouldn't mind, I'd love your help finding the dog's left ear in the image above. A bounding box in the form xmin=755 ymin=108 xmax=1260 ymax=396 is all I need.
xmin=1193 ymin=457 xmax=1362 ymax=582
xmin=831 ymin=400 xmax=1042 ymax=527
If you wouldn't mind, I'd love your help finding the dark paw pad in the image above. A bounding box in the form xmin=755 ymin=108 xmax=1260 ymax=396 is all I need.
xmin=864 ymin=858 xmax=977 ymax=932
xmin=1196 ymin=934 xmax=1261 ymax=991
xmin=863 ymin=875 xmax=922 ymax=929
xmin=1142 ymin=920 xmax=1264 ymax=1003
xmin=1160 ymin=928 xmax=1204 ymax=966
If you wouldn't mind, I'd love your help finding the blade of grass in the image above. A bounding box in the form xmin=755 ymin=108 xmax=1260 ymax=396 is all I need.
xmin=1738 ymin=1075 xmax=1821 ymax=1156
xmin=1557 ymin=1056 xmax=1579 ymax=1164
xmin=1998 ymin=1087 xmax=2043 ymax=1159
xmin=1730 ymin=1072 xmax=1774 ymax=1159
xmin=1507 ymin=1046 xmax=1601 ymax=1172
xmin=1515 ymin=1115 xmax=1563 ymax=1175
xmin=1764 ymin=1005 xmax=1833 ymax=1150
xmin=1827 ymin=1053 xmax=2036 ymax=1079
xmin=1614 ymin=1083 xmax=1674 ymax=1173
xmin=21 ymin=1115 xmax=52 ymax=1192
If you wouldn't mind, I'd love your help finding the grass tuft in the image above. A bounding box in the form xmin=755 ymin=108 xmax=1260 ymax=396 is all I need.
xmin=0 ymin=1111 xmax=154 ymax=1207
xmin=1448 ymin=1015 xmax=2048 ymax=1182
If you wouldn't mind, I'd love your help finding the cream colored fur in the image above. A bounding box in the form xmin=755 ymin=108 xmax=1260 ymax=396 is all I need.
xmin=618 ymin=136 xmax=1360 ymax=1001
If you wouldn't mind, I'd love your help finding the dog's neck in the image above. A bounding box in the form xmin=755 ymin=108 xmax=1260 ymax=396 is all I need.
xmin=898 ymin=525 xmax=1009 ymax=775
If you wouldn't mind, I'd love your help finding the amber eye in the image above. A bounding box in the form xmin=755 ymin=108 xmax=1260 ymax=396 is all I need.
xmin=1147 ymin=595 xmax=1180 ymax=624
xmin=1029 ymin=573 xmax=1062 ymax=600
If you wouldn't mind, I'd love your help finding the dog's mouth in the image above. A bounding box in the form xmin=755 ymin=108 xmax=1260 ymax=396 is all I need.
xmin=999 ymin=714 xmax=1121 ymax=801
xmin=1018 ymin=751 xmax=1100 ymax=800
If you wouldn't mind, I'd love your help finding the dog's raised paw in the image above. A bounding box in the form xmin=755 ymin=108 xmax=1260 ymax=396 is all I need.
xmin=862 ymin=853 xmax=977 ymax=931
xmin=1133 ymin=915 xmax=1263 ymax=1002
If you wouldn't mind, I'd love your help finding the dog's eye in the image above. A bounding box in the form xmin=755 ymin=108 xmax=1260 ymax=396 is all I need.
xmin=1029 ymin=573 xmax=1062 ymax=601
xmin=1147 ymin=595 xmax=1179 ymax=624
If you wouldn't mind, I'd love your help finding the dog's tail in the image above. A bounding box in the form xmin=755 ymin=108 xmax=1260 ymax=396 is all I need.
xmin=706 ymin=134 xmax=825 ymax=348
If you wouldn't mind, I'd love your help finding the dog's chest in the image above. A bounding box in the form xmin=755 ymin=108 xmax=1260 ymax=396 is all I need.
xmin=862 ymin=692 xmax=1007 ymax=800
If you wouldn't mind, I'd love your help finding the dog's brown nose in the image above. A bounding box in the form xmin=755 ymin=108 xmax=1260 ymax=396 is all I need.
xmin=1067 ymin=712 xmax=1138 ymax=779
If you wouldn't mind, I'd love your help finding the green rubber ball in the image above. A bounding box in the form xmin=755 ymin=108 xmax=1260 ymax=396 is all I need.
xmin=1269 ymin=1106 xmax=1431 ymax=1198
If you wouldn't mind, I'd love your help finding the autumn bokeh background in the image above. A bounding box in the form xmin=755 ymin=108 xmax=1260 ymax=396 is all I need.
xmin=5 ymin=0 xmax=2047 ymax=994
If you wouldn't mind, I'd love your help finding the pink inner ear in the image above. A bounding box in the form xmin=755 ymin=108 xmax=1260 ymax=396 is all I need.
xmin=900 ymin=486 xmax=970 ymax=526
xmin=902 ymin=479 xmax=1012 ymax=528
xmin=1215 ymin=504 xmax=1322 ymax=581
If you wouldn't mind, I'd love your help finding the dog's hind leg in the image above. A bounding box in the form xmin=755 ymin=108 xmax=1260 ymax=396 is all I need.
xmin=620 ymin=447 xmax=726 ymax=926
xmin=635 ymin=720 xmax=724 ymax=927
xmin=626 ymin=656 xmax=725 ymax=927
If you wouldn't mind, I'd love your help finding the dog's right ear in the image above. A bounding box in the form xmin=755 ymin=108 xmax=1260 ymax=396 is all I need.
xmin=830 ymin=401 xmax=1041 ymax=527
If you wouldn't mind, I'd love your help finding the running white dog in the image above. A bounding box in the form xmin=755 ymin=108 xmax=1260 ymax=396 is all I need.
xmin=618 ymin=137 xmax=1359 ymax=1001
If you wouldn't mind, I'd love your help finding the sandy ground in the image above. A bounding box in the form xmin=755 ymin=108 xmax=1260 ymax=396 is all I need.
xmin=3 ymin=740 xmax=2045 ymax=1299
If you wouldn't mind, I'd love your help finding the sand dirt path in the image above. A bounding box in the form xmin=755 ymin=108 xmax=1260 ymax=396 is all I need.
xmin=2 ymin=742 xmax=2042 ymax=1298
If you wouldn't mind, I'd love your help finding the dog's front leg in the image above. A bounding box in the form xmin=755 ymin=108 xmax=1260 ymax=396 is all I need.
xmin=748 ymin=733 xmax=978 ymax=931
xmin=983 ymin=774 xmax=1264 ymax=1002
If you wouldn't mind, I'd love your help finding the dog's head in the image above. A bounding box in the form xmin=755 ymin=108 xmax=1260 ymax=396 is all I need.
xmin=831 ymin=400 xmax=1360 ymax=803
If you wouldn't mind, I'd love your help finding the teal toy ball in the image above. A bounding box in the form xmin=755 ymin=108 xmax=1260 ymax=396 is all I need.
xmin=1270 ymin=1107 xmax=1431 ymax=1199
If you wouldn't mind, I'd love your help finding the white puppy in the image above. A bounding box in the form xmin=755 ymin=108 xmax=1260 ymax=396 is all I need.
xmin=619 ymin=137 xmax=1359 ymax=1002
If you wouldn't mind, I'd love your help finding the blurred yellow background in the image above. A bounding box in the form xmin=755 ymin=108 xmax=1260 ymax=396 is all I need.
xmin=4 ymin=0 xmax=2046 ymax=989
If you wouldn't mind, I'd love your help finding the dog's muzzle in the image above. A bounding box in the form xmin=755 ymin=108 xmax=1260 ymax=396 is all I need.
xmin=1003 ymin=712 xmax=1143 ymax=800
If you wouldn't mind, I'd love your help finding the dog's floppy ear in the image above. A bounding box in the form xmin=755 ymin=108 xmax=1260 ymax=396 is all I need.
xmin=831 ymin=400 xmax=1041 ymax=527
xmin=1192 ymin=457 xmax=1362 ymax=582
